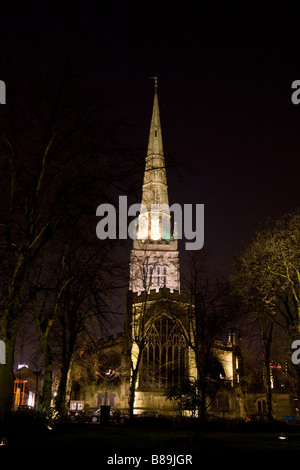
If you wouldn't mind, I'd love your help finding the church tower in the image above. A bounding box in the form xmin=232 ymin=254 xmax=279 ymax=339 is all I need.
xmin=121 ymin=80 xmax=241 ymax=418
xmin=130 ymin=79 xmax=180 ymax=294
xmin=124 ymin=80 xmax=192 ymax=416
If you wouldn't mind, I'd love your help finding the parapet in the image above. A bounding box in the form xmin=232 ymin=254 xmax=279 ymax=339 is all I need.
xmin=128 ymin=287 xmax=191 ymax=305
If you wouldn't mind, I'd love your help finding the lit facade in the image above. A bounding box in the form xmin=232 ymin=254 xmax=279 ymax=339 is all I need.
xmin=76 ymin=83 xmax=297 ymax=421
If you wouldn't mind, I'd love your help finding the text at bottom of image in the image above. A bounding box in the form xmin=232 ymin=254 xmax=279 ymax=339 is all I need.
xmin=107 ymin=455 xmax=193 ymax=466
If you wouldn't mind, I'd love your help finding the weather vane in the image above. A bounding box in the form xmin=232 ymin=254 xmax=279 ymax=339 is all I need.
xmin=149 ymin=76 xmax=158 ymax=88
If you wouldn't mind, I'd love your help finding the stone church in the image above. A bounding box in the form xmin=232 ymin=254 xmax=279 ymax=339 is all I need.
xmin=80 ymin=81 xmax=243 ymax=418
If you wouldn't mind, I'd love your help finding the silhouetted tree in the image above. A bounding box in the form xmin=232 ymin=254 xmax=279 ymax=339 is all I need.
xmin=175 ymin=250 xmax=237 ymax=421
xmin=0 ymin=39 xmax=137 ymax=433
xmin=230 ymin=210 xmax=300 ymax=417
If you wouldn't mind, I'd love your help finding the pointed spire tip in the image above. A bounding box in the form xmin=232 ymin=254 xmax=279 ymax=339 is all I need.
xmin=149 ymin=76 xmax=158 ymax=89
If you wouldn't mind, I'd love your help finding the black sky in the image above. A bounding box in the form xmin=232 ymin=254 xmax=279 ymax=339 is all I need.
xmin=0 ymin=2 xmax=299 ymax=272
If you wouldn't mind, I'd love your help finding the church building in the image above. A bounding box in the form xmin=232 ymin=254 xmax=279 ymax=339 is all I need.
xmin=79 ymin=80 xmax=244 ymax=419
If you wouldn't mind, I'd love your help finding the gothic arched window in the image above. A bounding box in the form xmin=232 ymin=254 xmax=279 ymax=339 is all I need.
xmin=157 ymin=265 xmax=161 ymax=287
xmin=163 ymin=266 xmax=167 ymax=287
xmin=143 ymin=264 xmax=147 ymax=281
xmin=139 ymin=315 xmax=187 ymax=389
xmin=257 ymin=399 xmax=267 ymax=413
xmin=149 ymin=265 xmax=153 ymax=287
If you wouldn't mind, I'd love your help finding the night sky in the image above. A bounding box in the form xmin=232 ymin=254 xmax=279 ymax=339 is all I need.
xmin=0 ymin=3 xmax=299 ymax=273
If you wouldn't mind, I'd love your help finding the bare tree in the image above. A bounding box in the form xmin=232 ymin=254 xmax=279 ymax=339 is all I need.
xmin=0 ymin=40 xmax=136 ymax=434
xmin=229 ymin=209 xmax=300 ymax=417
xmin=53 ymin=241 xmax=119 ymax=413
xmin=174 ymin=250 xmax=238 ymax=421
xmin=124 ymin=254 xmax=156 ymax=419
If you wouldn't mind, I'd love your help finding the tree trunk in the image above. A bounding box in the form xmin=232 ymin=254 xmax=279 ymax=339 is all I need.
xmin=195 ymin=347 xmax=208 ymax=422
xmin=261 ymin=323 xmax=274 ymax=420
xmin=128 ymin=348 xmax=143 ymax=419
xmin=55 ymin=371 xmax=68 ymax=414
xmin=128 ymin=370 xmax=138 ymax=420
xmin=0 ymin=335 xmax=17 ymax=437
xmin=55 ymin=355 xmax=73 ymax=414
xmin=199 ymin=380 xmax=207 ymax=422
xmin=39 ymin=339 xmax=53 ymax=408
xmin=264 ymin=347 xmax=273 ymax=420
xmin=292 ymin=366 xmax=300 ymax=418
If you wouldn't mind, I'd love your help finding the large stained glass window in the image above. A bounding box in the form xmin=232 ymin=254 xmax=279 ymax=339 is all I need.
xmin=139 ymin=315 xmax=187 ymax=389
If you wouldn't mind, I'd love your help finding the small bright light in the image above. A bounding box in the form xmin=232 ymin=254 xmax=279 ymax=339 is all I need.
xmin=279 ymin=436 xmax=286 ymax=440
xmin=28 ymin=391 xmax=35 ymax=407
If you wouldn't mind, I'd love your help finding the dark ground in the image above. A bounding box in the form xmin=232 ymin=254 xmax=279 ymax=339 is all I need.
xmin=1 ymin=420 xmax=300 ymax=464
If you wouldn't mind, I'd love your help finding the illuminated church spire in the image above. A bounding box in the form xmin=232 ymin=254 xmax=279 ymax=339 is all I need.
xmin=138 ymin=78 xmax=171 ymax=241
xmin=130 ymin=80 xmax=180 ymax=294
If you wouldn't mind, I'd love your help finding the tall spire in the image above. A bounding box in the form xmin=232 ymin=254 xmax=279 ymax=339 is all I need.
xmin=147 ymin=77 xmax=164 ymax=159
xmin=137 ymin=79 xmax=171 ymax=241
xmin=130 ymin=80 xmax=180 ymax=295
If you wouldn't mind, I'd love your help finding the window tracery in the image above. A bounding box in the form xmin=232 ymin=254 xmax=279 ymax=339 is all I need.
xmin=139 ymin=315 xmax=187 ymax=389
